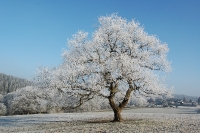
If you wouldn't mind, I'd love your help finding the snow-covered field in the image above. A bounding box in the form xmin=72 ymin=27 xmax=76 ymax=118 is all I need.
xmin=0 ymin=107 xmax=200 ymax=133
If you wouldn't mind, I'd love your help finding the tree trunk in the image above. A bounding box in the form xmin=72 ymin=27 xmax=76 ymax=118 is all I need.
xmin=113 ymin=109 xmax=123 ymax=122
xmin=108 ymin=83 xmax=135 ymax=122
xmin=109 ymin=98 xmax=124 ymax=122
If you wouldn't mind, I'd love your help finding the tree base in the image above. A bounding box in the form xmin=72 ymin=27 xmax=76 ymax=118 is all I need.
xmin=110 ymin=119 xmax=124 ymax=122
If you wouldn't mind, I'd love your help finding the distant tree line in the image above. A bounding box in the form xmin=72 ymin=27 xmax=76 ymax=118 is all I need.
xmin=0 ymin=73 xmax=32 ymax=95
xmin=173 ymin=94 xmax=198 ymax=102
xmin=2 ymin=85 xmax=198 ymax=116
xmin=147 ymin=95 xmax=200 ymax=108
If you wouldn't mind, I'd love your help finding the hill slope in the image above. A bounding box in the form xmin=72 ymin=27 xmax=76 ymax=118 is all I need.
xmin=0 ymin=73 xmax=32 ymax=95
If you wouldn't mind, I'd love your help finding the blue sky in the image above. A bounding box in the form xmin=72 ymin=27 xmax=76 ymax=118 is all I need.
xmin=0 ymin=0 xmax=200 ymax=96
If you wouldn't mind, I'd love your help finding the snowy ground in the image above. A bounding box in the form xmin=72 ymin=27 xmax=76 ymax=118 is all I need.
xmin=0 ymin=106 xmax=200 ymax=133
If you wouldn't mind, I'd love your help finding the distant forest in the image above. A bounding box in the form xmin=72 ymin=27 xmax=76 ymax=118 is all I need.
xmin=0 ymin=73 xmax=32 ymax=95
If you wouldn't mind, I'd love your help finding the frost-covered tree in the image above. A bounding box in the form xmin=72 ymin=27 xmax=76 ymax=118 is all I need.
xmin=183 ymin=97 xmax=187 ymax=103
xmin=0 ymin=94 xmax=3 ymax=102
xmin=129 ymin=96 xmax=148 ymax=107
xmin=3 ymin=86 xmax=68 ymax=115
xmin=35 ymin=14 xmax=172 ymax=122
xmin=162 ymin=99 xmax=169 ymax=107
xmin=197 ymin=97 xmax=200 ymax=105
xmin=0 ymin=103 xmax=7 ymax=116
xmin=3 ymin=86 xmax=46 ymax=115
